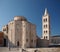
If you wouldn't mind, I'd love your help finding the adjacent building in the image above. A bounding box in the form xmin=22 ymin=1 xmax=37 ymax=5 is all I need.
xmin=50 ymin=35 xmax=60 ymax=45
xmin=2 ymin=25 xmax=8 ymax=46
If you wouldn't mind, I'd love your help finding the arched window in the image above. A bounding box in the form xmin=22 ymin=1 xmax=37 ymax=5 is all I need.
xmin=46 ymin=30 xmax=47 ymax=33
xmin=43 ymin=19 xmax=45 ymax=22
xmin=46 ymin=18 xmax=47 ymax=22
xmin=44 ymin=25 xmax=45 ymax=28
xmin=44 ymin=31 xmax=45 ymax=34
xmin=46 ymin=24 xmax=47 ymax=28
xmin=46 ymin=36 xmax=47 ymax=39
xmin=44 ymin=36 xmax=45 ymax=39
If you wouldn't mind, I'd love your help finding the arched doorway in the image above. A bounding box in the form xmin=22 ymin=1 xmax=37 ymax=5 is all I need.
xmin=17 ymin=41 xmax=19 ymax=46
xmin=4 ymin=38 xmax=6 ymax=46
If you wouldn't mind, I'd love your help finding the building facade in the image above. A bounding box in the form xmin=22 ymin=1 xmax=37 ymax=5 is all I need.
xmin=2 ymin=16 xmax=37 ymax=48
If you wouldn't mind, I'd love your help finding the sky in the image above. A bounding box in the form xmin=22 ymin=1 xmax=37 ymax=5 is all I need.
xmin=0 ymin=0 xmax=60 ymax=37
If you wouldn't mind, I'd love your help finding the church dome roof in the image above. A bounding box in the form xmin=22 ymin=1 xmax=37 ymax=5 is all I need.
xmin=14 ymin=16 xmax=27 ymax=21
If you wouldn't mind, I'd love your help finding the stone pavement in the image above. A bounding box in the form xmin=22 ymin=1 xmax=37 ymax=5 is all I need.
xmin=0 ymin=47 xmax=60 ymax=52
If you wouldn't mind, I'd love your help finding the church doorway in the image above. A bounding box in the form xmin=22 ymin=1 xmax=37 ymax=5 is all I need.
xmin=17 ymin=41 xmax=19 ymax=46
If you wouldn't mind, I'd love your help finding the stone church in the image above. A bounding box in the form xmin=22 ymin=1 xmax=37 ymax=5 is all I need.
xmin=2 ymin=16 xmax=36 ymax=48
xmin=0 ymin=8 xmax=60 ymax=48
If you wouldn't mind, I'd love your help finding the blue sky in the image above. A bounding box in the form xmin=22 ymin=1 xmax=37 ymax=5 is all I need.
xmin=0 ymin=0 xmax=60 ymax=37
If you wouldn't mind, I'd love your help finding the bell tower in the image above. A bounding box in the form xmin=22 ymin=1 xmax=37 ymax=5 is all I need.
xmin=42 ymin=8 xmax=50 ymax=40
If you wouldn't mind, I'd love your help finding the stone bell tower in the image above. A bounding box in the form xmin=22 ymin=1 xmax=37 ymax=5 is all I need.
xmin=42 ymin=8 xmax=50 ymax=40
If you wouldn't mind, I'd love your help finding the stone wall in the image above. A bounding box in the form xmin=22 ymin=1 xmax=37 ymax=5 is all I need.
xmin=25 ymin=48 xmax=60 ymax=52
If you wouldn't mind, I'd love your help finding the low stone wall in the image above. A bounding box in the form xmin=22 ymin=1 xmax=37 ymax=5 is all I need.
xmin=25 ymin=48 xmax=60 ymax=52
xmin=0 ymin=47 xmax=60 ymax=52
